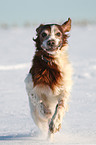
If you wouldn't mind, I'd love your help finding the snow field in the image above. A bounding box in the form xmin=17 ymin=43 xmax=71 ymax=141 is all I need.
xmin=0 ymin=25 xmax=96 ymax=144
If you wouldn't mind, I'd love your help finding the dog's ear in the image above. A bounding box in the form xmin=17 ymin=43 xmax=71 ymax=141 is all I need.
xmin=36 ymin=24 xmax=44 ymax=34
xmin=62 ymin=18 xmax=71 ymax=32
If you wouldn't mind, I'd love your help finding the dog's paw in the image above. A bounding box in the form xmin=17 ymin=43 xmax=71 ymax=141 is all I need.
xmin=49 ymin=119 xmax=61 ymax=133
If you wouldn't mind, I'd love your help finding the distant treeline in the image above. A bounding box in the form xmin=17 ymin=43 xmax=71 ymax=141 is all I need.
xmin=0 ymin=20 xmax=96 ymax=28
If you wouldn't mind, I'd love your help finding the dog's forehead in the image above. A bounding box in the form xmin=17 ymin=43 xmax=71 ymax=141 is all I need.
xmin=41 ymin=24 xmax=61 ymax=33
xmin=51 ymin=25 xmax=59 ymax=33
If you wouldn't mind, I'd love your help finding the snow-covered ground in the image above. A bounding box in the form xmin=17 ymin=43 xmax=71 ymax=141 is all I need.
xmin=0 ymin=24 xmax=96 ymax=145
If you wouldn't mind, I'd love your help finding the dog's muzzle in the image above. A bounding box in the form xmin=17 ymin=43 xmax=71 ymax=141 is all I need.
xmin=46 ymin=39 xmax=62 ymax=51
xmin=41 ymin=38 xmax=63 ymax=52
xmin=47 ymin=39 xmax=55 ymax=48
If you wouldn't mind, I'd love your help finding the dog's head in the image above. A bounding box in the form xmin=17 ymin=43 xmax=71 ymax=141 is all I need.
xmin=34 ymin=18 xmax=71 ymax=53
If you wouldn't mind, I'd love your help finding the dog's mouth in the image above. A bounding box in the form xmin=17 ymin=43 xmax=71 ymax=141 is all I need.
xmin=41 ymin=42 xmax=63 ymax=52
xmin=46 ymin=46 xmax=57 ymax=51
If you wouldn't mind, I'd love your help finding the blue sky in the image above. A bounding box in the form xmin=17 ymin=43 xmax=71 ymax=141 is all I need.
xmin=0 ymin=0 xmax=96 ymax=25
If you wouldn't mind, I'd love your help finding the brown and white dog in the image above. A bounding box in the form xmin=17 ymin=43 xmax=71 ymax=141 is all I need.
xmin=25 ymin=18 xmax=72 ymax=138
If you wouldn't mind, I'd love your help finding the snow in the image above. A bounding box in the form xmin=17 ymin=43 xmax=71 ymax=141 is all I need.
xmin=0 ymin=25 xmax=96 ymax=144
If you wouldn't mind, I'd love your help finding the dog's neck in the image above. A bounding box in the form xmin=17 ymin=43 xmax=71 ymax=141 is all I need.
xmin=35 ymin=44 xmax=68 ymax=66
xmin=41 ymin=55 xmax=53 ymax=65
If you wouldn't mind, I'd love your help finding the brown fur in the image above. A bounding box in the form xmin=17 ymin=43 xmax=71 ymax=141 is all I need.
xmin=33 ymin=24 xmax=68 ymax=50
xmin=30 ymin=23 xmax=70 ymax=90
xmin=25 ymin=18 xmax=72 ymax=136
xmin=30 ymin=50 xmax=62 ymax=90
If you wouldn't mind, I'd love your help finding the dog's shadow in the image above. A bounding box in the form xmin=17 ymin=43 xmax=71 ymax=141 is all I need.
xmin=0 ymin=130 xmax=39 ymax=140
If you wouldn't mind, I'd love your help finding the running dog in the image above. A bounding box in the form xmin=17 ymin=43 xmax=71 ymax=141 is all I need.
xmin=25 ymin=18 xmax=72 ymax=138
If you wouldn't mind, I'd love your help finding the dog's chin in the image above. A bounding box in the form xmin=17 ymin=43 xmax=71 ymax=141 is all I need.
xmin=41 ymin=45 xmax=61 ymax=53
xmin=46 ymin=46 xmax=58 ymax=51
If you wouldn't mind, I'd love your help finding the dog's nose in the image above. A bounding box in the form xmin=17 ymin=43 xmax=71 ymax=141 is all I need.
xmin=47 ymin=40 xmax=55 ymax=47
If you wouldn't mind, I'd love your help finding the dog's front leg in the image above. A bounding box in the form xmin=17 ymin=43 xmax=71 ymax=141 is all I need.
xmin=49 ymin=99 xmax=67 ymax=133
xmin=29 ymin=93 xmax=51 ymax=119
xmin=38 ymin=102 xmax=52 ymax=119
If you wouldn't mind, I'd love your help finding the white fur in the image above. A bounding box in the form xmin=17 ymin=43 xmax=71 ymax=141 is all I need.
xmin=50 ymin=25 xmax=60 ymax=46
xmin=41 ymin=39 xmax=48 ymax=51
xmin=25 ymin=44 xmax=73 ymax=135
xmin=41 ymin=25 xmax=60 ymax=54
xmin=25 ymin=74 xmax=49 ymax=131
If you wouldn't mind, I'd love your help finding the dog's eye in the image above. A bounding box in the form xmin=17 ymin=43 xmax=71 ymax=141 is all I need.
xmin=41 ymin=32 xmax=47 ymax=38
xmin=56 ymin=32 xmax=61 ymax=37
